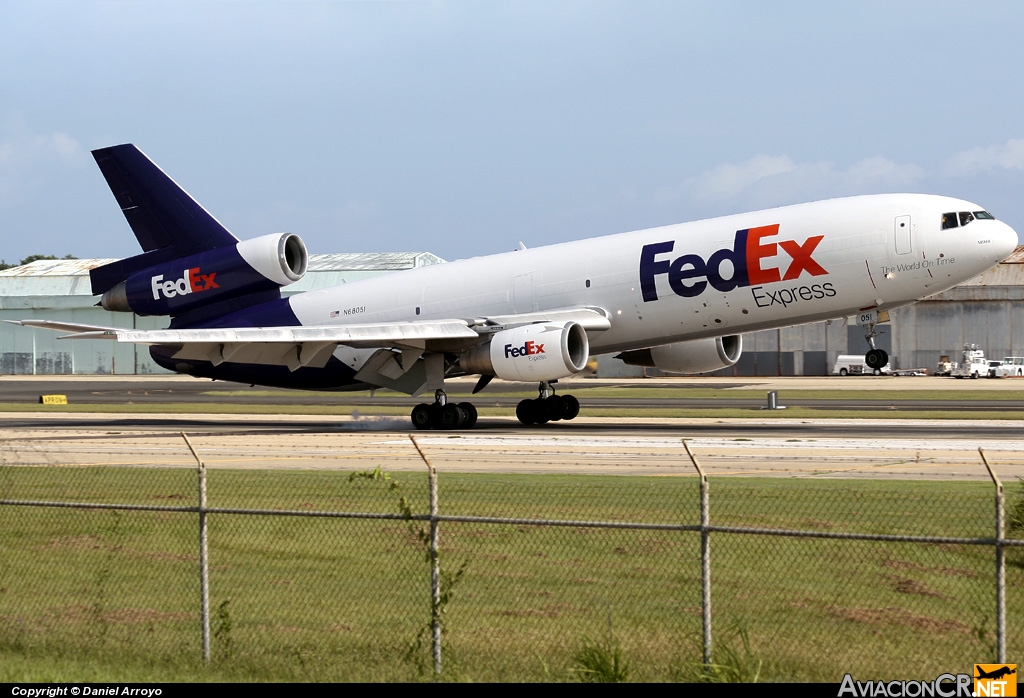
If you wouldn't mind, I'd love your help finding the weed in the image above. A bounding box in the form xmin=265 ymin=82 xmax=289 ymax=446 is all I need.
xmin=571 ymin=630 xmax=630 ymax=683
xmin=1008 ymin=478 xmax=1024 ymax=535
xmin=213 ymin=600 xmax=232 ymax=661
xmin=683 ymin=620 xmax=763 ymax=683
xmin=91 ymin=510 xmax=123 ymax=643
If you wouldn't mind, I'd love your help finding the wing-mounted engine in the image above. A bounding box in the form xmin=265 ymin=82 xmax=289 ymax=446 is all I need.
xmin=459 ymin=321 xmax=590 ymax=382
xmin=99 ymin=232 xmax=307 ymax=316
xmin=617 ymin=335 xmax=742 ymax=374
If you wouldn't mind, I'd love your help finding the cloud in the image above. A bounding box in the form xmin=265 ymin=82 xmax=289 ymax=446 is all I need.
xmin=943 ymin=138 xmax=1024 ymax=177
xmin=0 ymin=119 xmax=86 ymax=207
xmin=686 ymin=154 xmax=797 ymax=201
xmin=657 ymin=153 xmax=924 ymax=209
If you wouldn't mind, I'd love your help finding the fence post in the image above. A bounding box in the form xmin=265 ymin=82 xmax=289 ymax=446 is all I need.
xmin=683 ymin=439 xmax=711 ymax=669
xmin=411 ymin=436 xmax=442 ymax=676
xmin=978 ymin=447 xmax=1005 ymax=662
xmin=183 ymin=433 xmax=211 ymax=665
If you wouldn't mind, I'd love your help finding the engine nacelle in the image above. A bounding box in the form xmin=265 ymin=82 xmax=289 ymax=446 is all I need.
xmin=101 ymin=233 xmax=307 ymax=316
xmin=460 ymin=321 xmax=590 ymax=382
xmin=618 ymin=335 xmax=742 ymax=374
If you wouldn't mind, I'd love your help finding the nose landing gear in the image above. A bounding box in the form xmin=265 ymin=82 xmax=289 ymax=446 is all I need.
xmin=863 ymin=320 xmax=888 ymax=372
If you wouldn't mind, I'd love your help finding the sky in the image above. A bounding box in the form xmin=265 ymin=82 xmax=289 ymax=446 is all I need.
xmin=2 ymin=1 xmax=1024 ymax=264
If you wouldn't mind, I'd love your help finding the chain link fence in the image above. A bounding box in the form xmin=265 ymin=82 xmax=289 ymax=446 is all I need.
xmin=0 ymin=433 xmax=1020 ymax=681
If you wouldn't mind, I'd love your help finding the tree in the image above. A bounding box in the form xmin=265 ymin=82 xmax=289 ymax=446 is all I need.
xmin=0 ymin=254 xmax=78 ymax=270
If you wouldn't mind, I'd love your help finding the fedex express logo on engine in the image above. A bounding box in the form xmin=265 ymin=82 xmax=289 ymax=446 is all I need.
xmin=505 ymin=341 xmax=545 ymax=359
xmin=151 ymin=268 xmax=220 ymax=300
xmin=639 ymin=224 xmax=828 ymax=302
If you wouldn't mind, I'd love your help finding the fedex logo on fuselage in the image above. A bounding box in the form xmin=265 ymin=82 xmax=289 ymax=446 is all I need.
xmin=151 ymin=268 xmax=220 ymax=300
xmin=505 ymin=341 xmax=545 ymax=359
xmin=639 ymin=224 xmax=827 ymax=302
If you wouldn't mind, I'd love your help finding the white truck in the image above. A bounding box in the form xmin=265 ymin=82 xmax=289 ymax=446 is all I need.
xmin=951 ymin=344 xmax=990 ymax=379
xmin=832 ymin=354 xmax=891 ymax=376
xmin=994 ymin=356 xmax=1024 ymax=378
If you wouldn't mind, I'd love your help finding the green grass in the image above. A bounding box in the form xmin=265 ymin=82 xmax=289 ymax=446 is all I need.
xmin=1 ymin=467 xmax=1020 ymax=682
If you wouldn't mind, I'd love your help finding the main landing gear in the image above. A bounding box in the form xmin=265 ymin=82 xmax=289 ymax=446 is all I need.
xmin=408 ymin=382 xmax=582 ymax=430
xmin=516 ymin=381 xmax=580 ymax=426
xmin=411 ymin=389 xmax=478 ymax=430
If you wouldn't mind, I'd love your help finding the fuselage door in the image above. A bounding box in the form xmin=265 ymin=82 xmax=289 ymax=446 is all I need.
xmin=894 ymin=215 xmax=912 ymax=254
xmin=513 ymin=273 xmax=535 ymax=313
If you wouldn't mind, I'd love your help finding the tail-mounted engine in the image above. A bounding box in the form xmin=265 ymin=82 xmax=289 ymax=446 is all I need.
xmin=617 ymin=335 xmax=742 ymax=374
xmin=459 ymin=321 xmax=590 ymax=382
xmin=99 ymin=233 xmax=307 ymax=316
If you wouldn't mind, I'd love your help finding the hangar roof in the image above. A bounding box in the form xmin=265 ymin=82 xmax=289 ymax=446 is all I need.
xmin=0 ymin=252 xmax=446 ymax=298
xmin=958 ymin=245 xmax=1024 ymax=287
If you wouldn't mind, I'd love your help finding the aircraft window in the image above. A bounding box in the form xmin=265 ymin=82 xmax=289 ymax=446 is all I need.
xmin=941 ymin=213 xmax=958 ymax=229
xmin=959 ymin=211 xmax=975 ymax=226
xmin=974 ymin=210 xmax=995 ymax=220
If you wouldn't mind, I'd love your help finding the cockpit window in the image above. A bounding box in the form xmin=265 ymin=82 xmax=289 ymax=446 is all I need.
xmin=944 ymin=210 xmax=995 ymax=229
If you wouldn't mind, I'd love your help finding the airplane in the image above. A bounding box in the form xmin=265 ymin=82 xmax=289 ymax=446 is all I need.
xmin=975 ymin=666 xmax=1017 ymax=681
xmin=8 ymin=144 xmax=1019 ymax=429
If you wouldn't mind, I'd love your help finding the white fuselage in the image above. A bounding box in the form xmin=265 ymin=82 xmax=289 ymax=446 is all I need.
xmin=287 ymin=194 xmax=1016 ymax=362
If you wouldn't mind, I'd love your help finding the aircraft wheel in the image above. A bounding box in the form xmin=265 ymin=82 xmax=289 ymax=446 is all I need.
xmin=865 ymin=349 xmax=888 ymax=370
xmin=516 ymin=399 xmax=536 ymax=425
xmin=438 ymin=403 xmax=464 ymax=429
xmin=544 ymin=395 xmax=566 ymax=421
xmin=532 ymin=398 xmax=550 ymax=425
xmin=458 ymin=402 xmax=478 ymax=429
xmin=411 ymin=403 xmax=433 ymax=430
xmin=561 ymin=394 xmax=580 ymax=420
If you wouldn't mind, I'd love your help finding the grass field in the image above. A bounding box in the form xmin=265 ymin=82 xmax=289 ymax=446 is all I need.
xmin=1 ymin=466 xmax=1020 ymax=682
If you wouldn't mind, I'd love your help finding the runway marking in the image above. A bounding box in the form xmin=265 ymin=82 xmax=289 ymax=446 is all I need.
xmin=390 ymin=435 xmax=1024 ymax=452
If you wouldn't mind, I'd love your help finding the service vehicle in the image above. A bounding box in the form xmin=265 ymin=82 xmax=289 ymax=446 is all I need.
xmin=951 ymin=344 xmax=990 ymax=379
xmin=832 ymin=354 xmax=891 ymax=376
xmin=995 ymin=356 xmax=1024 ymax=377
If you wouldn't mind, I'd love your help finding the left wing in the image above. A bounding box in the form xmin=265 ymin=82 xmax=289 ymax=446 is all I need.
xmin=6 ymin=306 xmax=611 ymax=372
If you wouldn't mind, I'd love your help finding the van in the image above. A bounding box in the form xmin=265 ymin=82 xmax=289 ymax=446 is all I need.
xmin=832 ymin=354 xmax=890 ymax=376
xmin=995 ymin=356 xmax=1024 ymax=378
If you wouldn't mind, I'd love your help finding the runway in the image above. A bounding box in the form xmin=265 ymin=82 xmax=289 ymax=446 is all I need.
xmin=2 ymin=411 xmax=1021 ymax=481
xmin=2 ymin=375 xmax=1023 ymax=481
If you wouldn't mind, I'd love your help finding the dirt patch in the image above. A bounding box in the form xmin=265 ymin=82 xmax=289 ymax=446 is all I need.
xmin=102 ymin=607 xmax=194 ymax=624
xmin=42 ymin=535 xmax=104 ymax=550
xmin=30 ymin=604 xmax=194 ymax=626
xmin=827 ymin=606 xmax=970 ymax=634
xmin=883 ymin=558 xmax=980 ymax=579
xmin=499 ymin=603 xmax=585 ymax=619
xmin=798 ymin=518 xmax=835 ymax=530
xmin=888 ymin=575 xmax=948 ymax=599
xmin=40 ymin=536 xmax=197 ymax=563
xmin=568 ymin=577 xmax=607 ymax=586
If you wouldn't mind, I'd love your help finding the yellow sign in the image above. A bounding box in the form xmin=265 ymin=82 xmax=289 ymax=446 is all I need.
xmin=39 ymin=394 xmax=68 ymax=405
xmin=975 ymin=665 xmax=1017 ymax=697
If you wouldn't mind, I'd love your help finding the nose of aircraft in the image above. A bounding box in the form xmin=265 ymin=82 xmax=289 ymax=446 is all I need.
xmin=995 ymin=220 xmax=1020 ymax=259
